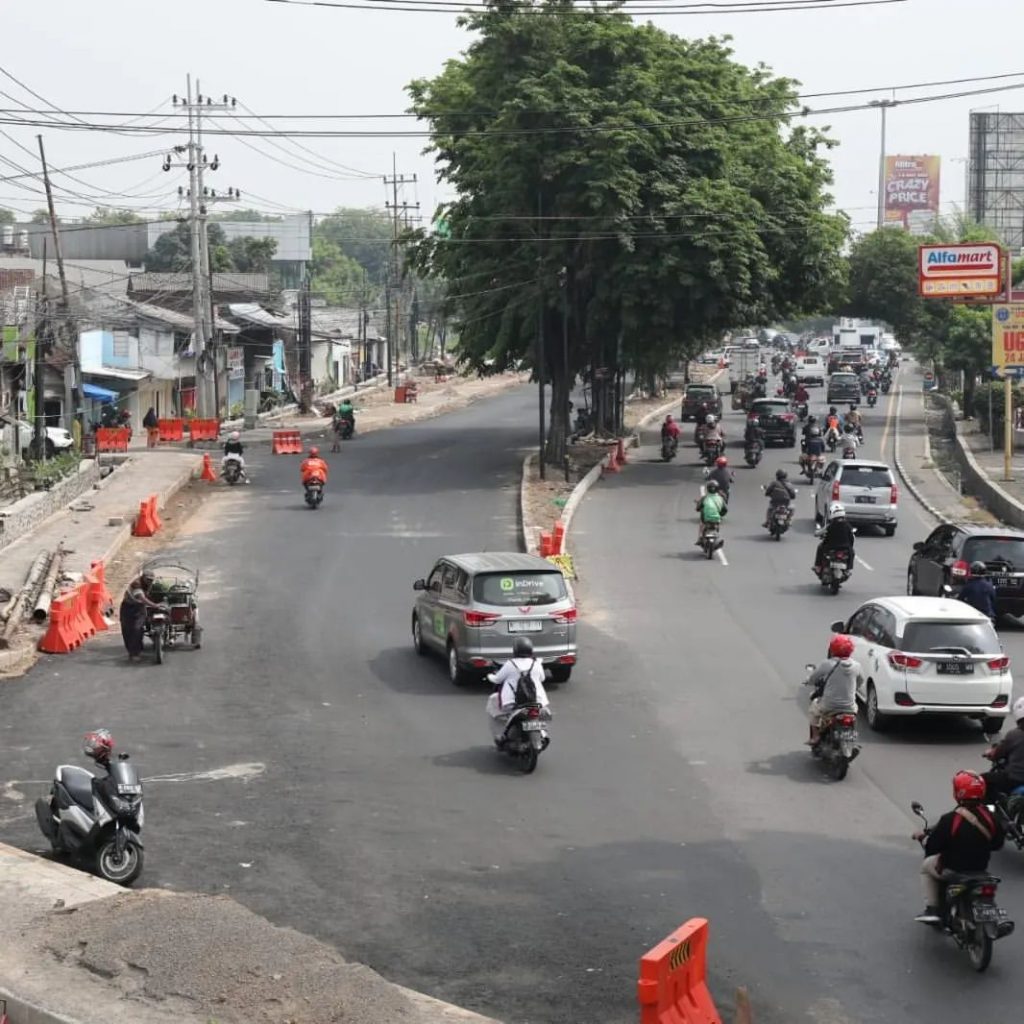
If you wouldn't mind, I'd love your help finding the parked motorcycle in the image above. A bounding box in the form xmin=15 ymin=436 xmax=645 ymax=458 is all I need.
xmin=222 ymin=453 xmax=243 ymax=486
xmin=35 ymin=732 xmax=144 ymax=886
xmin=494 ymin=703 xmax=551 ymax=774
xmin=816 ymin=548 xmax=853 ymax=595
xmin=744 ymin=440 xmax=763 ymax=468
xmin=304 ymin=479 xmax=325 ymax=509
xmin=803 ymin=664 xmax=860 ymax=780
xmin=912 ymin=801 xmax=1014 ymax=971
xmin=661 ymin=435 xmax=678 ymax=462
xmin=765 ymin=501 xmax=794 ymax=540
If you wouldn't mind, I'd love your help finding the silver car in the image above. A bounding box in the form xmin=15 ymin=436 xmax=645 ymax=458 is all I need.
xmin=814 ymin=459 xmax=899 ymax=536
xmin=412 ymin=552 xmax=578 ymax=685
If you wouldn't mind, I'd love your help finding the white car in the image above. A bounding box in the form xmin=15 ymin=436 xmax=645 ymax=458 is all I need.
xmin=6 ymin=418 xmax=74 ymax=457
xmin=830 ymin=596 xmax=1012 ymax=734
xmin=814 ymin=459 xmax=899 ymax=536
xmin=794 ymin=355 xmax=825 ymax=386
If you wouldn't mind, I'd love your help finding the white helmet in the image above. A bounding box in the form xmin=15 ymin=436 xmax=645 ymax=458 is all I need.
xmin=230 ymin=431 xmax=240 ymax=441
xmin=705 ymin=414 xmax=716 ymax=426
xmin=828 ymin=502 xmax=845 ymax=519
xmin=1013 ymin=695 xmax=1024 ymax=723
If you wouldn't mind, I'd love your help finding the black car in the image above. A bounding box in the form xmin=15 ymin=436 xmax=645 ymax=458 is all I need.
xmin=907 ymin=525 xmax=1024 ymax=617
xmin=680 ymin=384 xmax=722 ymax=422
xmin=749 ymin=398 xmax=797 ymax=447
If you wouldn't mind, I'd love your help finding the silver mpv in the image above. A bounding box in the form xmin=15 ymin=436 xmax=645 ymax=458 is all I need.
xmin=412 ymin=552 xmax=578 ymax=685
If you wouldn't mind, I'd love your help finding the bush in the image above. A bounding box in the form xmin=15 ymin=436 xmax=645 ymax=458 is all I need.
xmin=972 ymin=382 xmax=1024 ymax=448
xmin=29 ymin=451 xmax=81 ymax=489
xmin=228 ymin=401 xmax=244 ymax=419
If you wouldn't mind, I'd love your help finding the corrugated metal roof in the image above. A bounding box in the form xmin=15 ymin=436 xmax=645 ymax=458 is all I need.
xmin=227 ymin=303 xmax=294 ymax=330
xmin=129 ymin=272 xmax=270 ymax=295
xmin=310 ymin=307 xmax=381 ymax=341
xmin=0 ymin=256 xmax=129 ymax=297
xmin=125 ymin=299 xmax=239 ymax=334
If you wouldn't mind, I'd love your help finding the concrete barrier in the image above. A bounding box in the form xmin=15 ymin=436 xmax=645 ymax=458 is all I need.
xmin=0 ymin=461 xmax=102 ymax=553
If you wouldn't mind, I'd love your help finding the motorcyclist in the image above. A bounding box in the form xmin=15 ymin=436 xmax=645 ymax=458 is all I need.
xmin=763 ymin=468 xmax=796 ymax=526
xmin=804 ymin=633 xmax=861 ymax=746
xmin=486 ymin=636 xmax=550 ymax=746
xmin=982 ymin=696 xmax=1024 ymax=800
xmin=913 ymin=771 xmax=1005 ymax=924
xmin=801 ymin=414 xmax=819 ymax=442
xmin=661 ymin=414 xmax=681 ymax=456
xmin=699 ymin=414 xmax=725 ymax=456
xmin=300 ymin=446 xmax=329 ymax=487
xmin=844 ymin=405 xmax=863 ymax=439
xmin=221 ymin=430 xmax=248 ymax=483
xmin=696 ymin=479 xmax=727 ymax=546
xmin=957 ymin=561 xmax=997 ymax=622
xmin=706 ymin=455 xmax=733 ymax=499
xmin=838 ymin=425 xmax=860 ymax=459
xmin=814 ymin=503 xmax=855 ymax=575
xmin=793 ymin=382 xmax=810 ymax=406
xmin=744 ymin=416 xmax=765 ymax=456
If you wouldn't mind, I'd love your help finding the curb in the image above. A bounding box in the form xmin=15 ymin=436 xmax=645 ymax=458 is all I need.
xmin=893 ymin=385 xmax=949 ymax=524
xmin=0 ymin=987 xmax=82 ymax=1024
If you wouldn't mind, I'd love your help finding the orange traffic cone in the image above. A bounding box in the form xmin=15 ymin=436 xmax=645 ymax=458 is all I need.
xmin=200 ymin=452 xmax=217 ymax=482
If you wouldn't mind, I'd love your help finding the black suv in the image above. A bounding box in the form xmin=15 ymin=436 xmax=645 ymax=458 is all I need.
xmin=749 ymin=398 xmax=797 ymax=447
xmin=907 ymin=524 xmax=1024 ymax=617
xmin=680 ymin=384 xmax=722 ymax=422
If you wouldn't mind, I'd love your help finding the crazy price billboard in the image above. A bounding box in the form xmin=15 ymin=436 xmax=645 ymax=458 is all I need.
xmin=884 ymin=155 xmax=941 ymax=233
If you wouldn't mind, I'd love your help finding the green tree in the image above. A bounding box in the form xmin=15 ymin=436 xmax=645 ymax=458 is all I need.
xmin=407 ymin=3 xmax=846 ymax=460
xmin=310 ymin=235 xmax=367 ymax=304
xmin=30 ymin=209 xmax=51 ymax=224
xmin=227 ymin=235 xmax=278 ymax=273
xmin=316 ymin=207 xmax=393 ymax=284
xmin=214 ymin=209 xmax=283 ymax=223
xmin=0 ymin=208 xmax=14 ymax=225
xmin=144 ymin=221 xmax=234 ymax=272
xmin=83 ymin=207 xmax=144 ymax=225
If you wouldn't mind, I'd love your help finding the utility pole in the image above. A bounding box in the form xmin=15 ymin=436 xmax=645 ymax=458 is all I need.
xmin=37 ymin=136 xmax=76 ymax=433
xmin=869 ymin=97 xmax=897 ymax=230
xmin=34 ymin=242 xmax=48 ymax=460
xmin=384 ymin=155 xmax=418 ymax=387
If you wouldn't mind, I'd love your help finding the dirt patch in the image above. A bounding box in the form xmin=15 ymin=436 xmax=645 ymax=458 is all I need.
xmin=522 ymin=444 xmax=610 ymax=543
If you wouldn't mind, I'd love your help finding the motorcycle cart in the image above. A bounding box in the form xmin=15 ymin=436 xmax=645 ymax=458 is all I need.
xmin=143 ymin=559 xmax=201 ymax=662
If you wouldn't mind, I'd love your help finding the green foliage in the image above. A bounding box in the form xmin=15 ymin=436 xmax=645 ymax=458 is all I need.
xmin=310 ymin=235 xmax=367 ymax=304
xmin=316 ymin=207 xmax=393 ymax=284
xmin=406 ymin=4 xmax=846 ymax=456
xmin=29 ymin=209 xmax=51 ymax=224
xmin=83 ymin=207 xmax=144 ymax=225
xmin=29 ymin=451 xmax=80 ymax=487
xmin=214 ymin=209 xmax=283 ymax=223
xmin=144 ymin=222 xmax=258 ymax=273
xmin=971 ymin=382 xmax=1024 ymax=447
xmin=226 ymin=235 xmax=278 ymax=273
xmin=0 ymin=207 xmax=13 ymax=225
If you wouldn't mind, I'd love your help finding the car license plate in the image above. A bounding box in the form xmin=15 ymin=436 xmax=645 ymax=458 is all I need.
xmin=936 ymin=661 xmax=975 ymax=674
xmin=995 ymin=576 xmax=1021 ymax=588
xmin=521 ymin=721 xmax=543 ymax=732
xmin=973 ymin=904 xmax=1000 ymax=922
xmin=117 ymin=784 xmax=142 ymax=794
xmin=508 ymin=620 xmax=542 ymax=633
xmin=854 ymin=495 xmax=877 ymax=504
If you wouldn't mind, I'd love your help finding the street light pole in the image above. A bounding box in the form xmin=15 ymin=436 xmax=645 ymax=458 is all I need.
xmin=869 ymin=98 xmax=897 ymax=229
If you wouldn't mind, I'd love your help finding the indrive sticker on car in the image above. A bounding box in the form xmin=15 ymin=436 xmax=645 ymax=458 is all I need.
xmin=433 ymin=611 xmax=445 ymax=637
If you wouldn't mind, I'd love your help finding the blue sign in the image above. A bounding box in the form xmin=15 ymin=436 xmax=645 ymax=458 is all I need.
xmin=989 ymin=365 xmax=1024 ymax=379
xmin=996 ymin=307 xmax=1012 ymax=323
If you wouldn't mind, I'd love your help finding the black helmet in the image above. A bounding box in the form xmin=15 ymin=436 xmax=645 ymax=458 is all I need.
xmin=969 ymin=561 xmax=987 ymax=578
xmin=829 ymin=406 xmax=837 ymax=415
xmin=775 ymin=468 xmax=788 ymax=481
xmin=512 ymin=637 xmax=534 ymax=658
xmin=706 ymin=480 xmax=720 ymax=493
xmin=806 ymin=414 xmax=816 ymax=424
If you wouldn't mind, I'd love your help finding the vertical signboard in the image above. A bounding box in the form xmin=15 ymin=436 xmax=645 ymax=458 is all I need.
xmin=992 ymin=304 xmax=1024 ymax=371
xmin=884 ymin=155 xmax=941 ymax=234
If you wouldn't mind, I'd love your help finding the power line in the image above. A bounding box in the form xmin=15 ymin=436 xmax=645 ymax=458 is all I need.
xmin=264 ymin=0 xmax=907 ymax=14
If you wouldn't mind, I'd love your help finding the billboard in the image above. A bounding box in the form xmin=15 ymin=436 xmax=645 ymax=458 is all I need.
xmin=918 ymin=242 xmax=1003 ymax=299
xmin=884 ymin=155 xmax=941 ymax=233
xmin=992 ymin=304 xmax=1024 ymax=369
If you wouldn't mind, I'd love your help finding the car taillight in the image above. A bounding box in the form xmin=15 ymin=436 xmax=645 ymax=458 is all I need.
xmin=464 ymin=611 xmax=500 ymax=627
xmin=551 ymin=608 xmax=577 ymax=624
xmin=888 ymin=652 xmax=923 ymax=669
xmin=782 ymin=413 xmax=795 ymax=422
xmin=979 ymin=884 xmax=997 ymax=899
xmin=831 ymin=480 xmax=841 ymax=501
xmin=890 ymin=484 xmax=898 ymax=505
xmin=950 ymin=560 xmax=970 ymax=580
xmin=557 ymin=654 xmax=576 ymax=665
xmin=991 ymin=694 xmax=1010 ymax=707
xmin=987 ymin=656 xmax=1010 ymax=672
xmin=893 ymin=692 xmax=917 ymax=706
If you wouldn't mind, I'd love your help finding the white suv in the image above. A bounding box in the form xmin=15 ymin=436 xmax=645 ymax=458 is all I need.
xmin=830 ymin=596 xmax=1012 ymax=734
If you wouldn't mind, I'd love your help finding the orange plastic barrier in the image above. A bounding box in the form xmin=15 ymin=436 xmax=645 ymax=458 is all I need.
xmin=187 ymin=419 xmax=220 ymax=443
xmin=637 ymin=918 xmax=722 ymax=1024
xmin=95 ymin=427 xmax=129 ymax=453
xmin=38 ymin=593 xmax=80 ymax=654
xmin=200 ymin=453 xmax=217 ymax=482
xmin=69 ymin=581 xmax=96 ymax=644
xmin=272 ymin=430 xmax=302 ymax=455
xmin=539 ymin=531 xmax=554 ymax=557
xmin=157 ymin=418 xmax=185 ymax=442
xmin=601 ymin=450 xmax=620 ymax=476
xmin=88 ymin=561 xmax=114 ymax=632
xmin=552 ymin=521 xmax=566 ymax=555
xmin=616 ymin=438 xmax=629 ymax=466
xmin=394 ymin=386 xmax=407 ymax=403
xmin=132 ymin=495 xmax=162 ymax=537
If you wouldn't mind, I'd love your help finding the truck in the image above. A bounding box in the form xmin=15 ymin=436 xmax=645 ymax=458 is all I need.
xmin=828 ymin=319 xmax=883 ymax=372
xmin=727 ymin=344 xmax=760 ymax=393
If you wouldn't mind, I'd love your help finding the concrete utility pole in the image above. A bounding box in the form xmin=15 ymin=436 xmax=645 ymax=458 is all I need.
xmin=37 ymin=135 xmax=76 ymax=433
xmin=384 ymin=155 xmax=418 ymax=388
xmin=869 ymin=98 xmax=897 ymax=230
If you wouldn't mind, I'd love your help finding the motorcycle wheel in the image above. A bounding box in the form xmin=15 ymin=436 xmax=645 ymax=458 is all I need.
xmin=520 ymin=747 xmax=539 ymax=774
xmin=829 ymin=579 xmax=841 ymax=596
xmin=154 ymin=629 xmax=164 ymax=665
xmin=771 ymin=526 xmax=781 ymax=541
xmin=967 ymin=924 xmax=993 ymax=972
xmin=704 ymin=542 xmax=714 ymax=560
xmin=829 ymin=757 xmax=849 ymax=781
xmin=191 ymin=625 xmax=203 ymax=650
xmin=97 ymin=840 xmax=143 ymax=886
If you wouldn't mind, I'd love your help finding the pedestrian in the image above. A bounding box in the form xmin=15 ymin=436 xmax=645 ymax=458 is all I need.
xmin=119 ymin=571 xmax=162 ymax=662
xmin=143 ymin=407 xmax=158 ymax=448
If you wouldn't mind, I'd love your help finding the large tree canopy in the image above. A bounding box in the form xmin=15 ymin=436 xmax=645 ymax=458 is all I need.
xmin=407 ymin=2 xmax=847 ymax=458
xmin=316 ymin=207 xmax=393 ymax=284
xmin=143 ymin=222 xmax=276 ymax=274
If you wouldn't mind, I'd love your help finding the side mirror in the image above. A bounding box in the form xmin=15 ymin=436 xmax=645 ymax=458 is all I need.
xmin=912 ymin=541 xmax=924 ymax=552
xmin=941 ymin=584 xmax=953 ymax=596
xmin=804 ymin=663 xmax=816 ymax=674
xmin=911 ymin=801 xmax=924 ymax=816
xmin=829 ymin=619 xmax=845 ymax=633
xmin=413 ymin=579 xmax=426 ymax=591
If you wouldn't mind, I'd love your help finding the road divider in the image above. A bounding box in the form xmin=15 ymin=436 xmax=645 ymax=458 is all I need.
xmin=637 ymin=917 xmax=723 ymax=1023
xmin=272 ymin=429 xmax=303 ymax=455
xmin=131 ymin=495 xmax=162 ymax=537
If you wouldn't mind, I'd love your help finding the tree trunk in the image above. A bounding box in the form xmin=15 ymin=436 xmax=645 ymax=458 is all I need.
xmin=545 ymin=365 xmax=570 ymax=469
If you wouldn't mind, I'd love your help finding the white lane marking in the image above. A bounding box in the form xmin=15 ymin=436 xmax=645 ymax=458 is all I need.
xmin=855 ymin=555 xmax=874 ymax=572
xmin=145 ymin=761 xmax=266 ymax=784
xmin=716 ymin=548 xmax=729 ymax=566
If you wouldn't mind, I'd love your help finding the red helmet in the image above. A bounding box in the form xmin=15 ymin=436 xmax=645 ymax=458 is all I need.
xmin=715 ymin=456 xmax=728 ymax=467
xmin=828 ymin=634 xmax=854 ymax=659
xmin=953 ymin=770 xmax=986 ymax=804
xmin=83 ymin=729 xmax=114 ymax=762
xmin=308 ymin=446 xmax=320 ymax=457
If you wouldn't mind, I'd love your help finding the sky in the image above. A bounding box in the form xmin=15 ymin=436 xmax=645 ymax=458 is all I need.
xmin=1 ymin=0 xmax=1022 ymax=237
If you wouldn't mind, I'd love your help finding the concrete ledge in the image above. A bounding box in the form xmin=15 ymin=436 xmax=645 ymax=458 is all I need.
xmin=0 ymin=461 xmax=102 ymax=553
xmin=951 ymin=416 xmax=1024 ymax=529
xmin=893 ymin=386 xmax=949 ymax=525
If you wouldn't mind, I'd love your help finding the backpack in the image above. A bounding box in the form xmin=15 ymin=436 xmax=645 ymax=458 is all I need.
xmin=514 ymin=661 xmax=539 ymax=706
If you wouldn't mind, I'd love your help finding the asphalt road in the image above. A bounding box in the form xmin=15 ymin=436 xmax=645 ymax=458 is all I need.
xmin=572 ymin=367 xmax=1024 ymax=1023
xmin=1 ymin=371 xmax=1021 ymax=1024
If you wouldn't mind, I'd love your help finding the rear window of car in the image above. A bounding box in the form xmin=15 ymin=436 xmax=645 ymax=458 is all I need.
xmin=839 ymin=465 xmax=893 ymax=488
xmin=901 ymin=620 xmax=1000 ymax=655
xmin=686 ymin=386 xmax=715 ymax=397
xmin=753 ymin=402 xmax=789 ymax=414
xmin=830 ymin=374 xmax=859 ymax=385
xmin=800 ymin=357 xmax=820 ymax=366
xmin=963 ymin=536 xmax=1024 ymax=568
xmin=473 ymin=572 xmax=567 ymax=607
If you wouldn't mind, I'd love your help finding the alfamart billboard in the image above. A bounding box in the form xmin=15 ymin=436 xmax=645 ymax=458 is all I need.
xmin=884 ymin=155 xmax=941 ymax=234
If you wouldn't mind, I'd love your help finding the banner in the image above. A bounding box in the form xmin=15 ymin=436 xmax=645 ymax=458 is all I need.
xmin=992 ymin=304 xmax=1024 ymax=369
xmin=884 ymin=155 xmax=941 ymax=233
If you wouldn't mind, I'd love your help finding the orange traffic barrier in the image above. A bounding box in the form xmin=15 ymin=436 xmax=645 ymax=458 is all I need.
xmin=38 ymin=593 xmax=80 ymax=654
xmin=187 ymin=419 xmax=220 ymax=443
xmin=200 ymin=453 xmax=217 ymax=482
xmin=637 ymin=918 xmax=722 ymax=1024
xmin=539 ymin=531 xmax=553 ymax=557
xmin=157 ymin=418 xmax=185 ymax=442
xmin=95 ymin=427 xmax=129 ymax=453
xmin=394 ymin=385 xmax=408 ymax=403
xmin=601 ymin=450 xmax=620 ymax=476
xmin=616 ymin=438 xmax=628 ymax=466
xmin=132 ymin=495 xmax=162 ymax=537
xmin=272 ymin=429 xmax=303 ymax=454
xmin=70 ymin=581 xmax=96 ymax=644
xmin=88 ymin=561 xmax=114 ymax=632
xmin=552 ymin=521 xmax=566 ymax=555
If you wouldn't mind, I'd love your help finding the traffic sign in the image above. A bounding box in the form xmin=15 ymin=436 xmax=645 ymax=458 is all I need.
xmin=989 ymin=365 xmax=1024 ymax=379
xmin=992 ymin=303 xmax=1024 ymax=370
xmin=919 ymin=242 xmax=1003 ymax=299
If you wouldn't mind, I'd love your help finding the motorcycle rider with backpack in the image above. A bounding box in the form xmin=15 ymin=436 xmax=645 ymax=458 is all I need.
xmin=763 ymin=468 xmax=796 ymax=527
xmin=486 ymin=637 xmax=550 ymax=747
